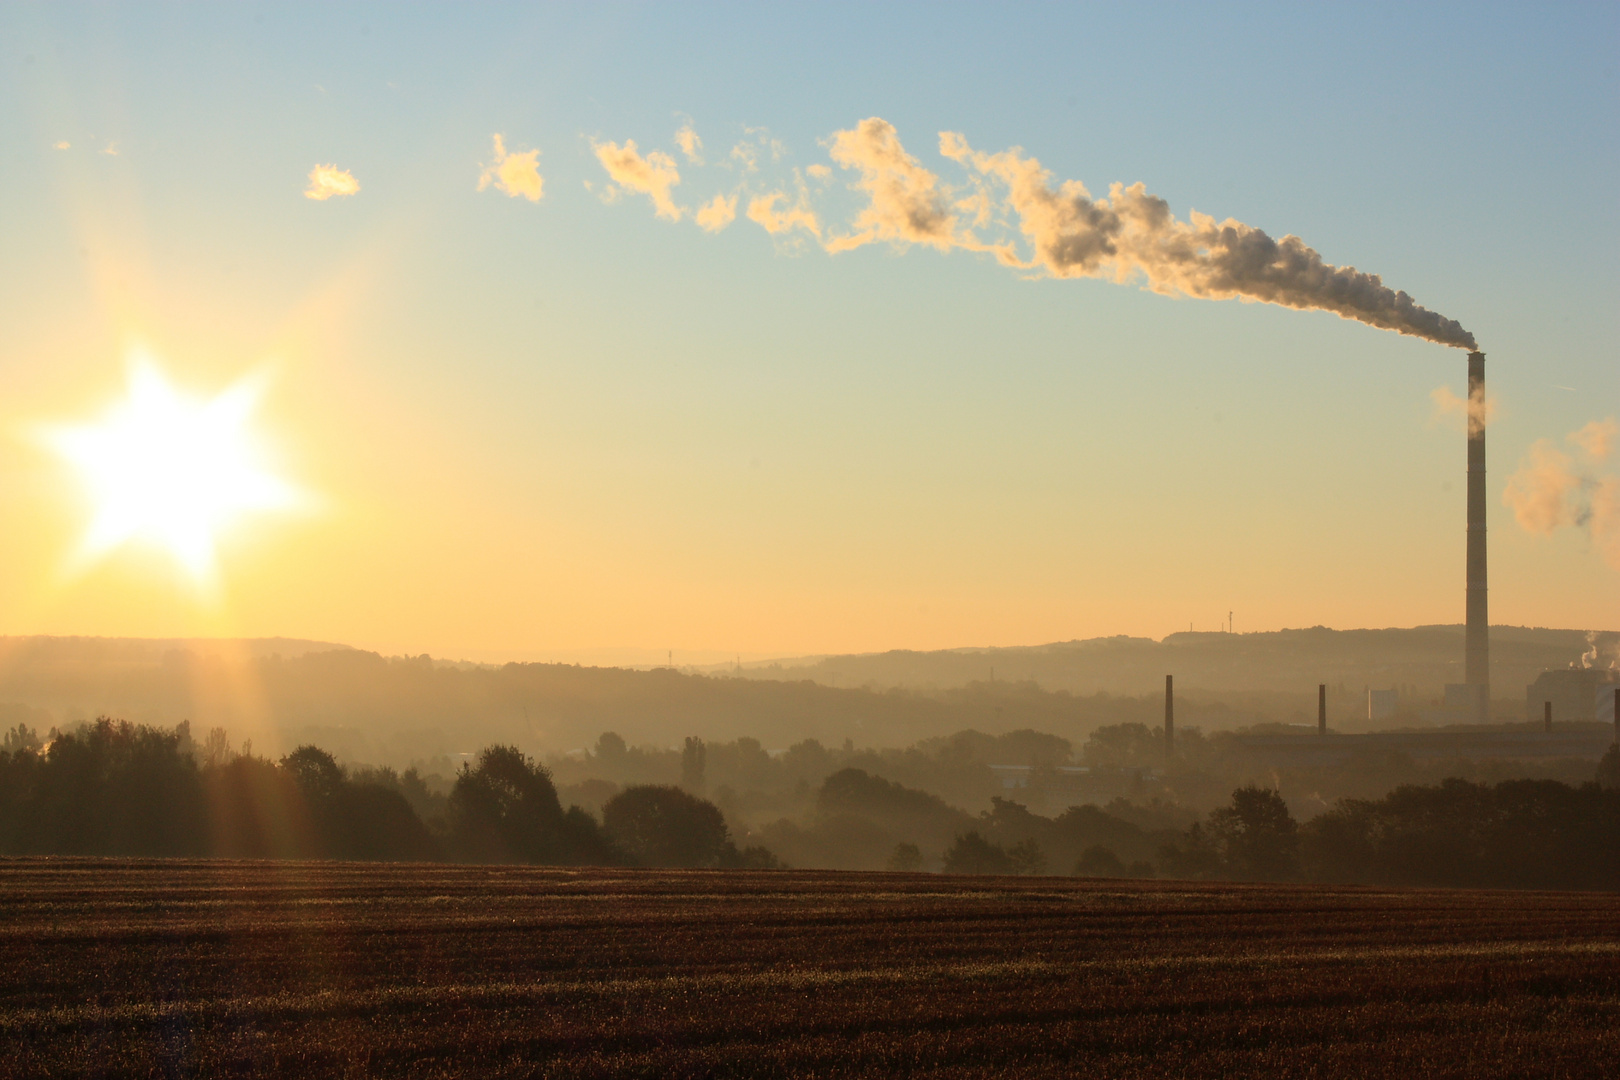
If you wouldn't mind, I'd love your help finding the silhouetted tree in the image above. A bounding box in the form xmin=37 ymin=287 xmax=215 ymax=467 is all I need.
xmin=943 ymin=830 xmax=1015 ymax=874
xmin=1157 ymin=822 xmax=1223 ymax=880
xmin=1007 ymin=837 xmax=1048 ymax=875
xmin=3 ymin=724 xmax=41 ymax=755
xmin=1207 ymin=785 xmax=1300 ymax=880
xmin=1299 ymin=778 xmax=1620 ymax=889
xmin=887 ymin=842 xmax=924 ymax=872
xmin=283 ymin=745 xmax=345 ymax=803
xmin=9 ymin=719 xmax=208 ymax=856
xmin=682 ymin=736 xmax=706 ymax=792
xmin=1597 ymin=745 xmax=1620 ymax=790
xmin=448 ymin=745 xmax=611 ymax=864
xmin=1075 ymin=845 xmax=1126 ymax=877
xmin=205 ymin=754 xmax=311 ymax=858
xmin=603 ymin=785 xmax=732 ymax=867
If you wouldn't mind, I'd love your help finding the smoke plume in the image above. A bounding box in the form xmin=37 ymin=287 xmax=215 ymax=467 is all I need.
xmin=1504 ymin=417 xmax=1620 ymax=570
xmin=930 ymin=125 xmax=1475 ymax=348
xmin=1430 ymin=384 xmax=1495 ymax=436
xmin=589 ymin=115 xmax=1477 ymax=348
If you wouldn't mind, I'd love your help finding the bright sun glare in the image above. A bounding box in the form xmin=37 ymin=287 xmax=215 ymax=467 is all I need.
xmin=46 ymin=353 xmax=301 ymax=585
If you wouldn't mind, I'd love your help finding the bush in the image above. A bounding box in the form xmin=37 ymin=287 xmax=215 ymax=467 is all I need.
xmin=1299 ymin=778 xmax=1620 ymax=889
xmin=1208 ymin=785 xmax=1300 ymax=881
xmin=1007 ymin=838 xmax=1048 ymax=875
xmin=887 ymin=842 xmax=924 ymax=872
xmin=1075 ymin=845 xmax=1126 ymax=878
xmin=603 ymin=785 xmax=733 ymax=867
xmin=448 ymin=745 xmax=613 ymax=864
xmin=1597 ymin=745 xmax=1620 ymax=790
xmin=943 ymin=831 xmax=1014 ymax=874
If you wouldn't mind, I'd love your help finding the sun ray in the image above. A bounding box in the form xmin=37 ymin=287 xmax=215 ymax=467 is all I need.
xmin=43 ymin=350 xmax=304 ymax=589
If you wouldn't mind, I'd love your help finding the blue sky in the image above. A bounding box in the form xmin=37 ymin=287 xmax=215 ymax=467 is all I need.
xmin=1 ymin=2 xmax=1615 ymax=661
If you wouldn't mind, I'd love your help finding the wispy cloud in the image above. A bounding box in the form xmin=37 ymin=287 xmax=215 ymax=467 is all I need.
xmin=1504 ymin=417 xmax=1620 ymax=570
xmin=674 ymin=123 xmax=703 ymax=164
xmin=53 ymin=141 xmax=70 ymax=150
xmin=747 ymin=189 xmax=820 ymax=240
xmin=729 ymin=128 xmax=784 ymax=175
xmin=593 ymin=139 xmax=683 ymax=221
xmin=305 ymin=164 xmax=360 ymax=201
xmin=478 ymin=134 xmax=544 ymax=202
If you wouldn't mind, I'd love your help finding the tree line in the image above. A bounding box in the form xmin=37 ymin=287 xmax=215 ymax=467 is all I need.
xmin=932 ymin=759 xmax=1620 ymax=890
xmin=0 ymin=719 xmax=776 ymax=868
xmin=3 ymin=718 xmax=1617 ymax=890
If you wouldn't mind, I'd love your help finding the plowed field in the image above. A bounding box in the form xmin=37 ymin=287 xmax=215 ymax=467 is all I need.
xmin=3 ymin=859 xmax=1618 ymax=1078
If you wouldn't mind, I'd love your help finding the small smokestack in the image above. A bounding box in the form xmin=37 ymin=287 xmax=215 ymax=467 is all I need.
xmin=1319 ymin=684 xmax=1327 ymax=736
xmin=1164 ymin=675 xmax=1174 ymax=758
xmin=1613 ymin=688 xmax=1618 ymax=747
xmin=1465 ymin=351 xmax=1490 ymax=722
xmin=1544 ymin=700 xmax=1552 ymax=734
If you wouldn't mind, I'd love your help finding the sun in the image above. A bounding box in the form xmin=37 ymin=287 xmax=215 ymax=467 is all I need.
xmin=45 ymin=352 xmax=302 ymax=585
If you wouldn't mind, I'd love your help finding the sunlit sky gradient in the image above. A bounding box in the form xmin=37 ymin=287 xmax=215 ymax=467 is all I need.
xmin=1 ymin=2 xmax=1616 ymax=664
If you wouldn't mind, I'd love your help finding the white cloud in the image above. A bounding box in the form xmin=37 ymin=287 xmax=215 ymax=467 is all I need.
xmin=747 ymin=190 xmax=819 ymax=239
xmin=675 ymin=124 xmax=703 ymax=164
xmin=304 ymin=164 xmax=359 ymax=201
xmin=695 ymin=192 xmax=738 ymax=233
xmin=478 ymin=134 xmax=544 ymax=202
xmin=593 ymin=139 xmax=683 ymax=221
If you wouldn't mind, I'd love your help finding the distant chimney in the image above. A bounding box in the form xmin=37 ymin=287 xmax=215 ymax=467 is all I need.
xmin=1613 ymin=687 xmax=1619 ymax=747
xmin=1164 ymin=675 xmax=1174 ymax=758
xmin=1465 ymin=350 xmax=1490 ymax=722
xmin=1544 ymin=700 xmax=1552 ymax=734
xmin=1319 ymin=684 xmax=1327 ymax=736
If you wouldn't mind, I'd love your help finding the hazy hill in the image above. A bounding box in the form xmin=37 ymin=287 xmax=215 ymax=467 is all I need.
xmin=721 ymin=625 xmax=1617 ymax=701
xmin=0 ymin=627 xmax=1612 ymax=769
xmin=0 ymin=639 xmax=1172 ymax=766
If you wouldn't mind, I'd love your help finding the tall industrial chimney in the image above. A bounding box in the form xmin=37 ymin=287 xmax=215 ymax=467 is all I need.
xmin=1465 ymin=350 xmax=1490 ymax=723
xmin=1164 ymin=675 xmax=1174 ymax=758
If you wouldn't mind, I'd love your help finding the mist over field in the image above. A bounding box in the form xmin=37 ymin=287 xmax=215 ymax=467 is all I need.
xmin=1 ymin=625 xmax=1612 ymax=762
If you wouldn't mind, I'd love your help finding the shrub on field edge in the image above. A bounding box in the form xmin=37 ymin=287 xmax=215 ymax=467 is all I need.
xmin=887 ymin=842 xmax=924 ymax=872
xmin=448 ymin=745 xmax=616 ymax=865
xmin=604 ymin=784 xmax=780 ymax=868
xmin=943 ymin=830 xmax=1048 ymax=875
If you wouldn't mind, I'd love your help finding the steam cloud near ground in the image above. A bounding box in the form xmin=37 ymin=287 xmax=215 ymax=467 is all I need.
xmin=576 ymin=116 xmax=1476 ymax=350
xmin=1505 ymin=418 xmax=1620 ymax=570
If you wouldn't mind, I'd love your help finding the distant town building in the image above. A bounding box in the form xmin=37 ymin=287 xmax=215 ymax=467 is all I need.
xmin=1525 ymin=668 xmax=1618 ymax=724
xmin=1443 ymin=683 xmax=1485 ymax=716
xmin=1367 ymin=688 xmax=1398 ymax=721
